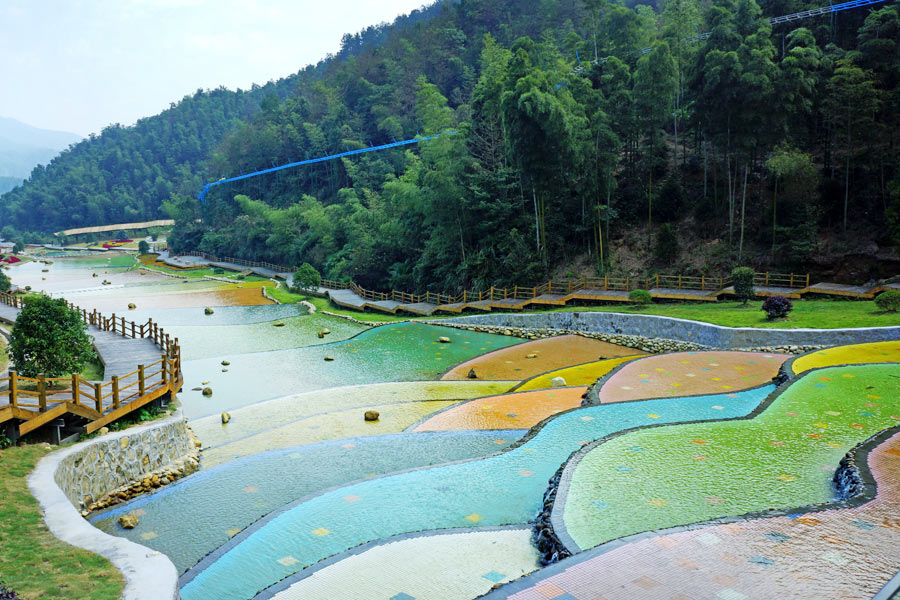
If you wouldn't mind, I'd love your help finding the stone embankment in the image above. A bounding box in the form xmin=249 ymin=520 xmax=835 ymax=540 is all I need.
xmin=80 ymin=427 xmax=201 ymax=515
xmin=427 ymin=321 xmax=822 ymax=355
xmin=53 ymin=417 xmax=199 ymax=513
xmin=30 ymin=413 xmax=193 ymax=600
xmin=436 ymin=312 xmax=900 ymax=348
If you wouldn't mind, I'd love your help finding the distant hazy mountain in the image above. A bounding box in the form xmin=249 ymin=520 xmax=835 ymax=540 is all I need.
xmin=0 ymin=117 xmax=82 ymax=178
xmin=0 ymin=176 xmax=22 ymax=194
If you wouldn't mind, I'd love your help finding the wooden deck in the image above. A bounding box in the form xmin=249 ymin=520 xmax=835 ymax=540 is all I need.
xmin=0 ymin=293 xmax=182 ymax=441
xmin=152 ymin=253 xmax=898 ymax=318
xmin=312 ymin=272 xmax=897 ymax=317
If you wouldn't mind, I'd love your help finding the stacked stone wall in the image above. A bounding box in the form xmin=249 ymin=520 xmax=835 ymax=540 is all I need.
xmin=54 ymin=419 xmax=193 ymax=510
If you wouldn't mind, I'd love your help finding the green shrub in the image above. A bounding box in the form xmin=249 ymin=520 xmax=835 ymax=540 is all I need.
xmin=138 ymin=240 xmax=150 ymax=254
xmin=9 ymin=295 xmax=94 ymax=377
xmin=291 ymin=263 xmax=322 ymax=294
xmin=629 ymin=289 xmax=652 ymax=305
xmin=874 ymin=290 xmax=900 ymax=312
xmin=0 ymin=270 xmax=9 ymax=292
xmin=732 ymin=266 xmax=755 ymax=305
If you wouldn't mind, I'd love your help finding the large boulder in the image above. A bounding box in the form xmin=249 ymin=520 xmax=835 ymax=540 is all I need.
xmin=118 ymin=514 xmax=139 ymax=529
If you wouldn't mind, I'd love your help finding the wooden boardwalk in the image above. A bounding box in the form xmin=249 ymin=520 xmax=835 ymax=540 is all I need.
xmin=0 ymin=293 xmax=182 ymax=441
xmin=147 ymin=252 xmax=899 ymax=316
xmin=317 ymin=273 xmax=899 ymax=317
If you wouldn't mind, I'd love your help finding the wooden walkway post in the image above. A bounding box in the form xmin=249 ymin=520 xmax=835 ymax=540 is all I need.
xmin=9 ymin=371 xmax=17 ymax=408
xmin=94 ymin=383 xmax=102 ymax=412
xmin=38 ymin=375 xmax=47 ymax=412
xmin=138 ymin=365 xmax=145 ymax=395
xmin=161 ymin=354 xmax=168 ymax=386
xmin=111 ymin=376 xmax=120 ymax=409
xmin=71 ymin=374 xmax=79 ymax=405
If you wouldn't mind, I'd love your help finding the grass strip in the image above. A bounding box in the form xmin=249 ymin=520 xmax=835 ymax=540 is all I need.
xmin=0 ymin=445 xmax=123 ymax=600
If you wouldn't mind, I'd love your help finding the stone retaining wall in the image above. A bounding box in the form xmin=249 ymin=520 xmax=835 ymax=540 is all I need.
xmin=437 ymin=312 xmax=900 ymax=348
xmin=29 ymin=414 xmax=190 ymax=600
xmin=54 ymin=419 xmax=193 ymax=511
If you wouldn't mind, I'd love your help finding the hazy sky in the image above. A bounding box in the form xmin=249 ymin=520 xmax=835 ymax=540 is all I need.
xmin=0 ymin=0 xmax=428 ymax=137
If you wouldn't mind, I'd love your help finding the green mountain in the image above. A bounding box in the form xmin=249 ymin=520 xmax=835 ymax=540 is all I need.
xmin=2 ymin=0 xmax=899 ymax=288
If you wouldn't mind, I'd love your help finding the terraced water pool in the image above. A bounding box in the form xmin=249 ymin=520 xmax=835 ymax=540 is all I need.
xmin=179 ymin=385 xmax=773 ymax=600
xmin=92 ymin=431 xmax=520 ymax=572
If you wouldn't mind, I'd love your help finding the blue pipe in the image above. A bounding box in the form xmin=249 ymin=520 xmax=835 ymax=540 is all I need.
xmin=198 ymin=130 xmax=456 ymax=201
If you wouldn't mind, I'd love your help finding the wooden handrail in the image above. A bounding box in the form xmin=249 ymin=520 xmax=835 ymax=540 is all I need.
xmin=0 ymin=291 xmax=182 ymax=430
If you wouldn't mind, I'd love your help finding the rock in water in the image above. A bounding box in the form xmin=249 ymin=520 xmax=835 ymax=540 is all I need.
xmin=202 ymin=387 xmax=213 ymax=396
xmin=322 ymin=328 xmax=331 ymax=335
xmin=317 ymin=331 xmax=325 ymax=338
xmin=525 ymin=353 xmax=537 ymax=359
xmin=273 ymin=322 xmax=285 ymax=327
xmin=324 ymin=356 xmax=335 ymax=361
xmin=550 ymin=376 xmax=567 ymax=387
xmin=438 ymin=336 xmax=451 ymax=343
xmin=128 ymin=303 xmax=136 ymax=310
xmin=204 ymin=307 xmax=214 ymax=315
xmin=467 ymin=368 xmax=477 ymax=379
xmin=221 ymin=360 xmax=230 ymax=366
xmin=364 ymin=410 xmax=380 ymax=421
xmin=221 ymin=412 xmax=231 ymax=424
xmin=118 ymin=515 xmax=139 ymax=529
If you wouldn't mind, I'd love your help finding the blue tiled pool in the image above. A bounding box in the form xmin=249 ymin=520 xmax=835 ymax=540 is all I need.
xmin=180 ymin=385 xmax=774 ymax=600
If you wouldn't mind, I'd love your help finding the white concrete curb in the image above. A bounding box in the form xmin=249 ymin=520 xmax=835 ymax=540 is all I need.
xmin=27 ymin=414 xmax=185 ymax=600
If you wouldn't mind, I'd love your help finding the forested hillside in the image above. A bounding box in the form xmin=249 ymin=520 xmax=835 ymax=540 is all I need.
xmin=3 ymin=0 xmax=899 ymax=290
xmin=0 ymin=4 xmax=440 ymax=237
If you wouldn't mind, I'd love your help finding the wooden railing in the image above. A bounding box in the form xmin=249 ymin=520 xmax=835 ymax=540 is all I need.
xmin=0 ymin=290 xmax=182 ymax=434
xmin=318 ymin=271 xmax=811 ymax=308
xmin=174 ymin=252 xmax=293 ymax=274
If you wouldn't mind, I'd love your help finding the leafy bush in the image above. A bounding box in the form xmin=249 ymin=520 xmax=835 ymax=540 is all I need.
xmin=0 ymin=269 xmax=9 ymax=292
xmin=875 ymin=290 xmax=900 ymax=312
xmin=762 ymin=295 xmax=793 ymax=319
xmin=0 ymin=582 xmax=22 ymax=600
xmin=8 ymin=295 xmax=94 ymax=377
xmin=629 ymin=289 xmax=652 ymax=305
xmin=732 ymin=266 xmax=756 ymax=305
xmin=291 ymin=262 xmax=322 ymax=294
xmin=138 ymin=240 xmax=150 ymax=254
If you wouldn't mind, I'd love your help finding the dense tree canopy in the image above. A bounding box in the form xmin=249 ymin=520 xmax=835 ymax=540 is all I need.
xmin=8 ymin=296 xmax=94 ymax=378
xmin=3 ymin=0 xmax=899 ymax=288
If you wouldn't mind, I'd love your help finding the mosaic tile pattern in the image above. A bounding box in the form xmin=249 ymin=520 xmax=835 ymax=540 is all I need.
xmin=180 ymin=322 xmax=526 ymax=419
xmin=791 ymin=341 xmax=900 ymax=374
xmin=413 ymin=387 xmax=587 ymax=432
xmin=514 ymin=356 xmax=644 ymax=392
xmin=500 ymin=430 xmax=900 ymax=600
xmin=269 ymin=528 xmax=539 ymax=600
xmin=167 ymin=314 xmax=368 ymax=360
xmin=191 ymin=381 xmax=518 ymax=457
xmin=442 ymin=335 xmax=642 ymax=381
xmin=561 ymin=364 xmax=900 ymax=550
xmin=596 ymin=351 xmax=787 ymax=403
xmin=179 ymin=386 xmax=773 ymax=600
xmin=200 ymin=400 xmax=462 ymax=467
xmin=69 ymin=282 xmax=277 ymax=310
xmin=91 ymin=432 xmax=515 ymax=572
